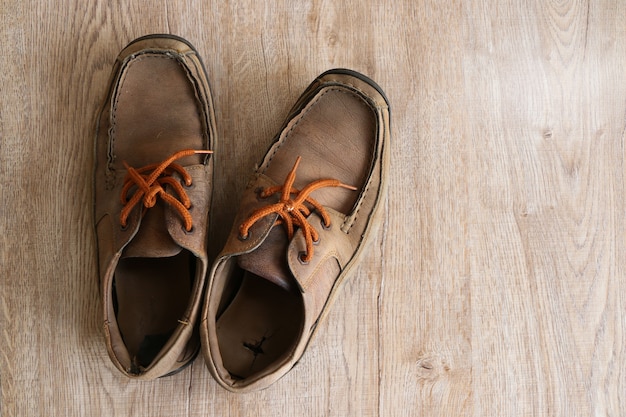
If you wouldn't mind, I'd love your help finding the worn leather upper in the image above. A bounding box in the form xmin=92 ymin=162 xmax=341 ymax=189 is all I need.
xmin=94 ymin=35 xmax=216 ymax=379
xmin=201 ymin=69 xmax=390 ymax=392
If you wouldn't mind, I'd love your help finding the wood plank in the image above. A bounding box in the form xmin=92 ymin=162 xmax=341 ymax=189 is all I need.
xmin=1 ymin=0 xmax=625 ymax=416
xmin=463 ymin=1 xmax=626 ymax=415
xmin=376 ymin=2 xmax=474 ymax=416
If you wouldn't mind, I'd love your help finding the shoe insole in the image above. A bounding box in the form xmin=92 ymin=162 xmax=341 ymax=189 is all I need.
xmin=115 ymin=251 xmax=192 ymax=367
xmin=216 ymin=271 xmax=303 ymax=379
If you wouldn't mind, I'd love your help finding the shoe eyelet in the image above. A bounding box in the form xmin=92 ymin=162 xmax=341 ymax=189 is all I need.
xmin=313 ymin=236 xmax=320 ymax=245
xmin=255 ymin=187 xmax=268 ymax=200
xmin=238 ymin=233 xmax=250 ymax=241
xmin=321 ymin=220 xmax=332 ymax=231
xmin=183 ymin=225 xmax=195 ymax=234
xmin=120 ymin=223 xmax=129 ymax=231
xmin=298 ymin=252 xmax=309 ymax=265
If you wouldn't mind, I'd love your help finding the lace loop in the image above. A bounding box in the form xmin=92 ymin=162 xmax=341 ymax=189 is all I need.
xmin=239 ymin=156 xmax=356 ymax=262
xmin=119 ymin=149 xmax=212 ymax=232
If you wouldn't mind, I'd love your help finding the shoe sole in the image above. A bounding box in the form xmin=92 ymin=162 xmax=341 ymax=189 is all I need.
xmin=318 ymin=67 xmax=391 ymax=109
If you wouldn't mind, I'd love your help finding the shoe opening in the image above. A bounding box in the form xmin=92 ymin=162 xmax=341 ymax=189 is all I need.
xmin=113 ymin=250 xmax=195 ymax=371
xmin=215 ymin=265 xmax=304 ymax=380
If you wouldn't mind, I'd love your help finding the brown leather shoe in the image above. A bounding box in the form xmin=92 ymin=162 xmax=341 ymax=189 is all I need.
xmin=94 ymin=34 xmax=216 ymax=379
xmin=200 ymin=69 xmax=390 ymax=391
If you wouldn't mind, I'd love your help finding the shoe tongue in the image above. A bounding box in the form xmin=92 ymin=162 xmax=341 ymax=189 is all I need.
xmin=237 ymin=226 xmax=295 ymax=292
xmin=122 ymin=203 xmax=183 ymax=258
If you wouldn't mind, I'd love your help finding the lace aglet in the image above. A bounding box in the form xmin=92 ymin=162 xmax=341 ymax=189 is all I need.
xmin=341 ymin=183 xmax=358 ymax=191
xmin=194 ymin=150 xmax=213 ymax=155
xmin=287 ymin=156 xmax=302 ymax=178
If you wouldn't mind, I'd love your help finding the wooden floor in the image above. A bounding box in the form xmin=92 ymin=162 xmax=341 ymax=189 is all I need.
xmin=1 ymin=1 xmax=625 ymax=416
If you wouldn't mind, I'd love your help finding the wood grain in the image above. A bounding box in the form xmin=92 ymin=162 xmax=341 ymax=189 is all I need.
xmin=1 ymin=0 xmax=625 ymax=416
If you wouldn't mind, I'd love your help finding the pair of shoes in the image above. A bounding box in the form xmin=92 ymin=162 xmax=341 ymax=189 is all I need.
xmin=94 ymin=34 xmax=390 ymax=391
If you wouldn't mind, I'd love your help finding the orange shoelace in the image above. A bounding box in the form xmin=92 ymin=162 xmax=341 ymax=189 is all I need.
xmin=239 ymin=156 xmax=356 ymax=263
xmin=120 ymin=149 xmax=212 ymax=231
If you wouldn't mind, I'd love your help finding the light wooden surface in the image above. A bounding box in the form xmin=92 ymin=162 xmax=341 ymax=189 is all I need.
xmin=1 ymin=1 xmax=625 ymax=416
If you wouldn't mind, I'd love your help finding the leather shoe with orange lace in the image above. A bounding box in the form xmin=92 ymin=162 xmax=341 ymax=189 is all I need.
xmin=94 ymin=34 xmax=216 ymax=379
xmin=200 ymin=69 xmax=390 ymax=391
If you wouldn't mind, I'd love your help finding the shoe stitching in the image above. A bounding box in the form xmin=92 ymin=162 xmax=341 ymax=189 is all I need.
xmin=259 ymin=87 xmax=337 ymax=174
xmin=294 ymin=249 xmax=342 ymax=291
xmin=109 ymin=52 xmax=205 ymax=183
xmin=318 ymin=79 xmax=384 ymax=232
xmin=259 ymin=86 xmax=378 ymax=233
xmin=323 ymin=77 xmax=389 ymax=111
xmin=328 ymin=89 xmax=378 ymax=233
xmin=342 ymin=165 xmax=373 ymax=233
xmin=185 ymin=55 xmax=214 ymax=152
xmin=260 ymin=86 xmax=377 ymax=172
